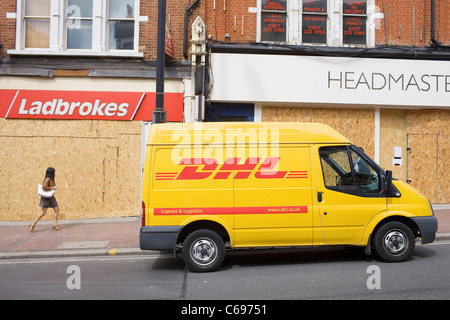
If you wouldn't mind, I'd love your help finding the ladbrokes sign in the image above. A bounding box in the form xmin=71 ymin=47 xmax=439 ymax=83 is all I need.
xmin=0 ymin=90 xmax=183 ymax=121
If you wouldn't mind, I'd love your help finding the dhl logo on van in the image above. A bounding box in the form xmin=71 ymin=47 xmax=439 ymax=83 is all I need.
xmin=155 ymin=157 xmax=308 ymax=181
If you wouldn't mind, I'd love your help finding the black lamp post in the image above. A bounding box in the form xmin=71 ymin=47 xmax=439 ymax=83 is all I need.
xmin=153 ymin=0 xmax=167 ymax=123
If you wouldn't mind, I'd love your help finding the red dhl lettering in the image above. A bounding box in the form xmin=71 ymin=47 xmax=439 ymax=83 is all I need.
xmin=155 ymin=157 xmax=308 ymax=181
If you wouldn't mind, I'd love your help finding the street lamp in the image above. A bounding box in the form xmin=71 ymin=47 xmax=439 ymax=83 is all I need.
xmin=153 ymin=0 xmax=167 ymax=123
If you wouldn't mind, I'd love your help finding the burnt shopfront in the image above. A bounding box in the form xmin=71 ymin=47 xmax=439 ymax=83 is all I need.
xmin=207 ymin=45 xmax=450 ymax=204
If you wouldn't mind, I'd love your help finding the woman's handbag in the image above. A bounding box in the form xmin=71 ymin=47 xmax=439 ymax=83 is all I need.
xmin=38 ymin=184 xmax=55 ymax=198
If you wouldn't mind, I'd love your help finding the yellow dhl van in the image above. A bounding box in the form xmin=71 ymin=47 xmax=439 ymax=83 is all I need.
xmin=140 ymin=122 xmax=437 ymax=272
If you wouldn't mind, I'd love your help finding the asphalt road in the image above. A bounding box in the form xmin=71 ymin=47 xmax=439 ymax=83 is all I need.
xmin=1 ymin=241 xmax=449 ymax=301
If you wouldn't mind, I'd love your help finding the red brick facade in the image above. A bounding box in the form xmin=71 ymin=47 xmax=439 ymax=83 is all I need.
xmin=0 ymin=0 xmax=16 ymax=57
xmin=374 ymin=0 xmax=450 ymax=47
xmin=0 ymin=0 xmax=448 ymax=61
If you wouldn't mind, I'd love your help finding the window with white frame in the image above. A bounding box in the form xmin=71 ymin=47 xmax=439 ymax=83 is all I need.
xmin=10 ymin=0 xmax=142 ymax=57
xmin=67 ymin=0 xmax=93 ymax=50
xmin=343 ymin=0 xmax=367 ymax=45
xmin=108 ymin=0 xmax=135 ymax=50
xmin=24 ymin=0 xmax=51 ymax=48
xmin=302 ymin=0 xmax=327 ymax=44
xmin=257 ymin=0 xmax=374 ymax=47
xmin=261 ymin=0 xmax=287 ymax=42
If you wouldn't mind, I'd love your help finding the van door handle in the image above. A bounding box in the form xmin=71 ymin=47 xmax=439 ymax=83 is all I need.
xmin=317 ymin=192 xmax=323 ymax=203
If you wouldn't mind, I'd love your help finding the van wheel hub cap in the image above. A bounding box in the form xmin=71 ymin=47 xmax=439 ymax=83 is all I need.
xmin=384 ymin=230 xmax=407 ymax=254
xmin=191 ymin=239 xmax=216 ymax=265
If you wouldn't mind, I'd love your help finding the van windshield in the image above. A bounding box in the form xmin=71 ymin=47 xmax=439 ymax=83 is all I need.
xmin=319 ymin=146 xmax=381 ymax=194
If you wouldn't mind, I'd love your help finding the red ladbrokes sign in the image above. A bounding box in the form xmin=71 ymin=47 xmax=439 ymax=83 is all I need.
xmin=0 ymin=90 xmax=183 ymax=121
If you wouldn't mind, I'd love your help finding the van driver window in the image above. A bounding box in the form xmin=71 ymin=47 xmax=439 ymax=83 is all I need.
xmin=350 ymin=148 xmax=381 ymax=193
xmin=319 ymin=146 xmax=381 ymax=193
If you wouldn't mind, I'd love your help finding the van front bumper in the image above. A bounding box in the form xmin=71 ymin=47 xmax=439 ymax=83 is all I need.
xmin=140 ymin=226 xmax=182 ymax=251
xmin=411 ymin=216 xmax=438 ymax=244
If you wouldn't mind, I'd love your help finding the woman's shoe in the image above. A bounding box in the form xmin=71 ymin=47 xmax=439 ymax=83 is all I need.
xmin=29 ymin=224 xmax=35 ymax=233
xmin=52 ymin=224 xmax=61 ymax=231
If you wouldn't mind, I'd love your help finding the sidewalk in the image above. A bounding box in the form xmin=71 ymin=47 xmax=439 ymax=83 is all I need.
xmin=0 ymin=216 xmax=150 ymax=259
xmin=0 ymin=209 xmax=449 ymax=260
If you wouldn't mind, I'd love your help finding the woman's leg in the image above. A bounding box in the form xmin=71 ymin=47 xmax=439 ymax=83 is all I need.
xmin=30 ymin=207 xmax=48 ymax=231
xmin=52 ymin=207 xmax=60 ymax=230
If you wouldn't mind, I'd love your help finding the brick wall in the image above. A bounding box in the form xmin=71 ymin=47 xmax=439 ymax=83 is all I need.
xmin=374 ymin=0 xmax=448 ymax=47
xmin=152 ymin=0 xmax=258 ymax=60
xmin=195 ymin=0 xmax=257 ymax=43
xmin=0 ymin=1 xmax=16 ymax=59
xmin=0 ymin=0 xmax=448 ymax=61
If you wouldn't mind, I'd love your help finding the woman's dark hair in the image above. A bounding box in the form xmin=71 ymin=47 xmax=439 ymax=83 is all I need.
xmin=45 ymin=167 xmax=55 ymax=181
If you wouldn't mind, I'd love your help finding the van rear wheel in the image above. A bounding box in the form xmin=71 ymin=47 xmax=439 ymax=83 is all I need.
xmin=182 ymin=229 xmax=225 ymax=272
xmin=372 ymin=222 xmax=415 ymax=262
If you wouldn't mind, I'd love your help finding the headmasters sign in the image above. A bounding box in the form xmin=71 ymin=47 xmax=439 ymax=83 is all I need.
xmin=210 ymin=53 xmax=450 ymax=108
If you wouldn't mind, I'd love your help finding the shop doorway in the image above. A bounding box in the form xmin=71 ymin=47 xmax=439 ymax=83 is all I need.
xmin=407 ymin=134 xmax=438 ymax=202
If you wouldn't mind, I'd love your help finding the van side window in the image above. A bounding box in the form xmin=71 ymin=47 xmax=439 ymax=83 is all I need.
xmin=350 ymin=148 xmax=381 ymax=193
xmin=319 ymin=146 xmax=381 ymax=194
xmin=319 ymin=147 xmax=354 ymax=187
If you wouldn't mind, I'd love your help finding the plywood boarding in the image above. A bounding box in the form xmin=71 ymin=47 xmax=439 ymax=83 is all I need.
xmin=407 ymin=134 xmax=438 ymax=202
xmin=379 ymin=109 xmax=406 ymax=181
xmin=407 ymin=109 xmax=450 ymax=203
xmin=262 ymin=106 xmax=375 ymax=158
xmin=261 ymin=107 xmax=449 ymax=204
xmin=437 ymin=110 xmax=450 ymax=203
xmin=0 ymin=119 xmax=141 ymax=221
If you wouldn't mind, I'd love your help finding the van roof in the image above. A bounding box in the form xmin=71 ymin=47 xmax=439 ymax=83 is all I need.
xmin=148 ymin=122 xmax=351 ymax=145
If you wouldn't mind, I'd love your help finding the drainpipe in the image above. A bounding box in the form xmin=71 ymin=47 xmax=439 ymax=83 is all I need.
xmin=429 ymin=0 xmax=448 ymax=48
xmin=430 ymin=0 xmax=439 ymax=47
xmin=184 ymin=0 xmax=201 ymax=59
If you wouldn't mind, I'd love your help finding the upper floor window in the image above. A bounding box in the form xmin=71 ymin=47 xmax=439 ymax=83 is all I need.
xmin=258 ymin=0 xmax=375 ymax=47
xmin=67 ymin=0 xmax=93 ymax=49
xmin=261 ymin=0 xmax=287 ymax=42
xmin=9 ymin=0 xmax=142 ymax=57
xmin=108 ymin=0 xmax=135 ymax=50
xmin=343 ymin=0 xmax=367 ymax=45
xmin=24 ymin=0 xmax=51 ymax=48
xmin=302 ymin=0 xmax=327 ymax=44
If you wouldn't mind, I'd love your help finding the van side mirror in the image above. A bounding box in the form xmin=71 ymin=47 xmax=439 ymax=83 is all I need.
xmin=385 ymin=170 xmax=393 ymax=190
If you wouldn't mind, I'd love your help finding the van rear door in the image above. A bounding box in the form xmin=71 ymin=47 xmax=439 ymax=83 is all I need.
xmin=315 ymin=145 xmax=387 ymax=245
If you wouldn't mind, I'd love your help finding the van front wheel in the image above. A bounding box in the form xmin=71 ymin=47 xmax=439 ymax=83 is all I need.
xmin=182 ymin=229 xmax=225 ymax=272
xmin=373 ymin=222 xmax=415 ymax=262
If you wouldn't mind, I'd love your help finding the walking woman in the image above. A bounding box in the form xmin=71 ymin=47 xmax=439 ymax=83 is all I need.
xmin=29 ymin=167 xmax=61 ymax=232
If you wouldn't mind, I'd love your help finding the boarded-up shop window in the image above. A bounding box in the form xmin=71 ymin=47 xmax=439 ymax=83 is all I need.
xmin=24 ymin=0 xmax=50 ymax=48
xmin=343 ymin=0 xmax=367 ymax=45
xmin=261 ymin=0 xmax=287 ymax=42
xmin=302 ymin=0 xmax=327 ymax=44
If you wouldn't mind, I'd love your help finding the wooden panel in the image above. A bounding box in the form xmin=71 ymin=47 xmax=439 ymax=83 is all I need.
xmin=407 ymin=110 xmax=438 ymax=135
xmin=407 ymin=134 xmax=438 ymax=202
xmin=437 ymin=110 xmax=450 ymax=203
xmin=407 ymin=109 xmax=450 ymax=203
xmin=380 ymin=109 xmax=406 ymax=180
xmin=0 ymin=119 xmax=141 ymax=221
xmin=262 ymin=106 xmax=375 ymax=158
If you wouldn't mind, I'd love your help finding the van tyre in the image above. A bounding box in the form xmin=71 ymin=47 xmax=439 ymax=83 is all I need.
xmin=373 ymin=222 xmax=415 ymax=262
xmin=182 ymin=229 xmax=225 ymax=272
